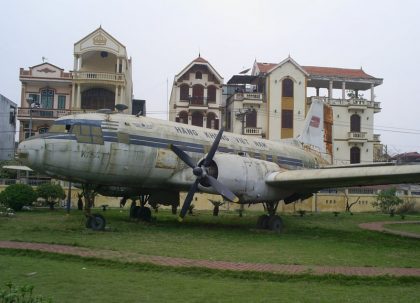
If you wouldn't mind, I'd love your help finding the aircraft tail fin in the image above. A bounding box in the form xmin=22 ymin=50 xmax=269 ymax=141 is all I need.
xmin=296 ymin=99 xmax=325 ymax=153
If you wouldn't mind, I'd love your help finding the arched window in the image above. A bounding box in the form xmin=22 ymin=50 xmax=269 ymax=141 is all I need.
xmin=350 ymin=146 xmax=361 ymax=164
xmin=192 ymin=85 xmax=204 ymax=105
xmin=207 ymin=85 xmax=216 ymax=103
xmin=282 ymin=78 xmax=293 ymax=97
xmin=176 ymin=111 xmax=188 ymax=124
xmin=40 ymin=88 xmax=54 ymax=109
xmin=191 ymin=111 xmax=204 ymax=127
xmin=180 ymin=84 xmax=189 ymax=101
xmin=350 ymin=114 xmax=361 ymax=132
xmin=245 ymin=109 xmax=257 ymax=128
xmin=206 ymin=112 xmax=219 ymax=130
xmin=195 ymin=71 xmax=202 ymax=79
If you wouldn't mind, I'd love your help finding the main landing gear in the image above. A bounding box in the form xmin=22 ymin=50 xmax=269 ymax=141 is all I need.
xmin=129 ymin=195 xmax=152 ymax=222
xmin=256 ymin=201 xmax=283 ymax=233
xmin=82 ymin=185 xmax=106 ymax=231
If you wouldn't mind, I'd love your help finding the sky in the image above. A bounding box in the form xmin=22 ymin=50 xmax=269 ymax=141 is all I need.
xmin=1 ymin=0 xmax=419 ymax=154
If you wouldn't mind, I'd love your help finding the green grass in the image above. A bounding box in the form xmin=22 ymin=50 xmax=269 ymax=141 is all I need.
xmin=0 ymin=209 xmax=419 ymax=268
xmin=1 ymin=253 xmax=419 ymax=303
xmin=384 ymin=223 xmax=420 ymax=234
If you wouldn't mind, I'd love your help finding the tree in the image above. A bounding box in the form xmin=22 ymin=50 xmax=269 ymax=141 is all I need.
xmin=0 ymin=184 xmax=37 ymax=211
xmin=36 ymin=183 xmax=66 ymax=210
xmin=372 ymin=187 xmax=403 ymax=215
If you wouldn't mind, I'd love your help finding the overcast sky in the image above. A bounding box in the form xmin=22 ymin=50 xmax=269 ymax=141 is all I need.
xmin=1 ymin=0 xmax=419 ymax=153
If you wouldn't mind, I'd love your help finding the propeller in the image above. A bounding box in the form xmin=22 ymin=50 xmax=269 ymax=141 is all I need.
xmin=169 ymin=128 xmax=239 ymax=221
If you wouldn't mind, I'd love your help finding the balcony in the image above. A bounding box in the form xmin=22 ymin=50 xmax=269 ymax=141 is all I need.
xmin=232 ymin=92 xmax=263 ymax=105
xmin=243 ymin=127 xmax=262 ymax=136
xmin=373 ymin=134 xmax=381 ymax=142
xmin=73 ymin=71 xmax=125 ymax=84
xmin=310 ymin=97 xmax=381 ymax=113
xmin=17 ymin=108 xmax=97 ymax=120
xmin=348 ymin=131 xmax=367 ymax=143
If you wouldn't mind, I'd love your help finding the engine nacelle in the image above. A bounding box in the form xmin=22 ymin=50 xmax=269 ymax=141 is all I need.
xmin=202 ymin=153 xmax=288 ymax=202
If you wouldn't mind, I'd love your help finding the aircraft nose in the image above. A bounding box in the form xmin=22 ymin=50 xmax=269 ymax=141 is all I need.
xmin=17 ymin=137 xmax=45 ymax=170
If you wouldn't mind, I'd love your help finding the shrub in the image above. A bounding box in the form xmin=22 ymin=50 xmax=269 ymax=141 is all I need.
xmin=36 ymin=183 xmax=66 ymax=210
xmin=0 ymin=282 xmax=52 ymax=302
xmin=0 ymin=184 xmax=37 ymax=211
xmin=372 ymin=188 xmax=403 ymax=215
xmin=396 ymin=201 xmax=416 ymax=215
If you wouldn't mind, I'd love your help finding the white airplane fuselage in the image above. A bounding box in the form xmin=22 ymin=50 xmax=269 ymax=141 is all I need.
xmin=18 ymin=112 xmax=327 ymax=203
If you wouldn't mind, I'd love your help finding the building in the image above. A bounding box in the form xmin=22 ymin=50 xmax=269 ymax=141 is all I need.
xmin=0 ymin=94 xmax=17 ymax=160
xmin=17 ymin=62 xmax=72 ymax=141
xmin=72 ymin=27 xmax=133 ymax=113
xmin=225 ymin=57 xmax=383 ymax=164
xmin=17 ymin=27 xmax=134 ymax=142
xmin=169 ymin=55 xmax=224 ymax=129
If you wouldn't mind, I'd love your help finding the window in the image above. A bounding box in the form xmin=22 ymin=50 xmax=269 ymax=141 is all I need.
xmin=38 ymin=127 xmax=49 ymax=134
xmin=180 ymin=84 xmax=189 ymax=101
xmin=281 ymin=110 xmax=293 ymax=128
xmin=206 ymin=112 xmax=219 ymax=130
xmin=282 ymin=78 xmax=293 ymax=97
xmin=40 ymin=89 xmax=54 ymax=109
xmin=192 ymin=85 xmax=204 ymax=105
xmin=245 ymin=109 xmax=257 ymax=128
xmin=207 ymin=85 xmax=216 ymax=103
xmin=71 ymin=124 xmax=104 ymax=145
xmin=58 ymin=95 xmax=66 ymax=109
xmin=176 ymin=111 xmax=188 ymax=124
xmin=195 ymin=71 xmax=202 ymax=79
xmin=350 ymin=114 xmax=361 ymax=132
xmin=28 ymin=94 xmax=39 ymax=105
xmin=191 ymin=111 xmax=203 ymax=127
xmin=9 ymin=106 xmax=16 ymax=125
xmin=350 ymin=146 xmax=361 ymax=164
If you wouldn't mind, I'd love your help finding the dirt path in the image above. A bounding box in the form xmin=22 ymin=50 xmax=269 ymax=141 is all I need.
xmin=1 ymin=240 xmax=419 ymax=277
xmin=359 ymin=220 xmax=420 ymax=239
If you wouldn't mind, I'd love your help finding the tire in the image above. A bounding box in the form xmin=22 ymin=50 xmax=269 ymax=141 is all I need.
xmin=268 ymin=215 xmax=283 ymax=233
xmin=257 ymin=215 xmax=270 ymax=229
xmin=137 ymin=206 xmax=152 ymax=222
xmin=90 ymin=214 xmax=106 ymax=231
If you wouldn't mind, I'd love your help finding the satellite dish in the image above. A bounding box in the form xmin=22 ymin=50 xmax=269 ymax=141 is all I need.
xmin=115 ymin=104 xmax=128 ymax=113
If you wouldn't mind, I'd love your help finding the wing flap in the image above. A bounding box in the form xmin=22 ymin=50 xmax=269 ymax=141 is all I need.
xmin=266 ymin=164 xmax=420 ymax=191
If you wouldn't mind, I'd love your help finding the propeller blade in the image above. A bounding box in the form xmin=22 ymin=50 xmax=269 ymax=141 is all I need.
xmin=203 ymin=128 xmax=224 ymax=167
xmin=205 ymin=175 xmax=238 ymax=202
xmin=169 ymin=144 xmax=195 ymax=168
xmin=179 ymin=179 xmax=200 ymax=220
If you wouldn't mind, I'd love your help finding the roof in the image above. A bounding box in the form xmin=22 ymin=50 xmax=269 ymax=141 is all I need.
xmin=227 ymin=75 xmax=258 ymax=85
xmin=192 ymin=56 xmax=208 ymax=63
xmin=175 ymin=55 xmax=223 ymax=82
xmin=255 ymin=62 xmax=277 ymax=74
xmin=391 ymin=152 xmax=420 ymax=162
xmin=30 ymin=62 xmax=64 ymax=71
xmin=74 ymin=26 xmax=126 ymax=49
xmin=302 ymin=66 xmax=378 ymax=80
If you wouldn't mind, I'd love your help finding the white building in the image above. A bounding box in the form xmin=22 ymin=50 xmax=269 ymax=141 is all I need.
xmin=72 ymin=27 xmax=133 ymax=113
xmin=225 ymin=57 xmax=383 ymax=164
xmin=0 ymin=94 xmax=17 ymax=160
xmin=169 ymin=55 xmax=224 ymax=129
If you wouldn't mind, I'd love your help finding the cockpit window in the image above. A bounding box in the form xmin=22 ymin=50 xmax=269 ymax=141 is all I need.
xmin=71 ymin=123 xmax=104 ymax=145
xmin=49 ymin=124 xmax=66 ymax=133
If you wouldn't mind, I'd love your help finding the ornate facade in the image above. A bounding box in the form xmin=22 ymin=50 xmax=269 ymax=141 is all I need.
xmin=169 ymin=56 xmax=223 ymax=129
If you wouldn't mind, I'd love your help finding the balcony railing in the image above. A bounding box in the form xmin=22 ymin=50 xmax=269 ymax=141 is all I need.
xmin=73 ymin=71 xmax=125 ymax=83
xmin=373 ymin=134 xmax=381 ymax=142
xmin=232 ymin=92 xmax=263 ymax=102
xmin=17 ymin=108 xmax=98 ymax=119
xmin=308 ymin=97 xmax=381 ymax=113
xmin=348 ymin=131 xmax=367 ymax=142
xmin=243 ymin=127 xmax=262 ymax=135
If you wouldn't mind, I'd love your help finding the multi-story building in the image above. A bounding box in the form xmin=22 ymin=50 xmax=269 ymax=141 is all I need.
xmin=169 ymin=55 xmax=224 ymax=129
xmin=0 ymin=94 xmax=17 ymax=160
xmin=17 ymin=27 xmax=134 ymax=142
xmin=17 ymin=62 xmax=72 ymax=141
xmin=225 ymin=57 xmax=383 ymax=164
xmin=72 ymin=27 xmax=133 ymax=113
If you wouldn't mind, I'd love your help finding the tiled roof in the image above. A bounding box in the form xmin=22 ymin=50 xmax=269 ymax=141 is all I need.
xmin=256 ymin=62 xmax=277 ymax=73
xmin=302 ymin=66 xmax=376 ymax=79
xmin=193 ymin=56 xmax=208 ymax=63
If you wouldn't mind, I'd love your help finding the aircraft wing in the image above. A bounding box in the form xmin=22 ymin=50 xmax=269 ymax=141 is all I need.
xmin=266 ymin=164 xmax=420 ymax=191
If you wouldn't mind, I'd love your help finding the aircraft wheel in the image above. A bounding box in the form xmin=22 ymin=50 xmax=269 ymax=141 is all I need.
xmin=87 ymin=214 xmax=106 ymax=231
xmin=257 ymin=214 xmax=270 ymax=229
xmin=135 ymin=206 xmax=152 ymax=222
xmin=130 ymin=206 xmax=140 ymax=219
xmin=268 ymin=215 xmax=283 ymax=233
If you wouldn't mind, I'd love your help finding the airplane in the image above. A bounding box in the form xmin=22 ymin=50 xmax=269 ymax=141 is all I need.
xmin=17 ymin=100 xmax=420 ymax=231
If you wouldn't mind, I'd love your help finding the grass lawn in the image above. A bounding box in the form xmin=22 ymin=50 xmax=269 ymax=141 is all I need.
xmin=0 ymin=208 xmax=419 ymax=268
xmin=384 ymin=222 xmax=420 ymax=234
xmin=0 ymin=254 xmax=419 ymax=303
